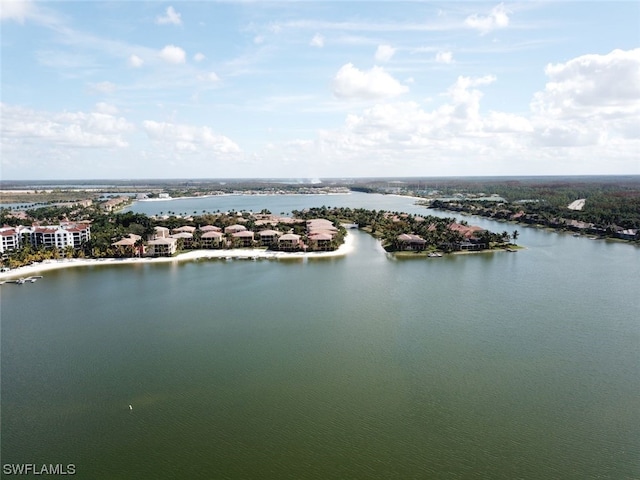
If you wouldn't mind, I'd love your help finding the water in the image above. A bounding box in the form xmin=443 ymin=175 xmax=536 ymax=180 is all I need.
xmin=2 ymin=194 xmax=639 ymax=479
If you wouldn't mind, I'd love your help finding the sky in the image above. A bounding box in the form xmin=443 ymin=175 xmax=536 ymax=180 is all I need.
xmin=1 ymin=0 xmax=639 ymax=180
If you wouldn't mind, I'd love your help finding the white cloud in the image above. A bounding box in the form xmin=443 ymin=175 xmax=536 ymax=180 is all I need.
xmin=128 ymin=54 xmax=144 ymax=68
xmin=532 ymin=48 xmax=640 ymax=117
xmin=159 ymin=45 xmax=186 ymax=64
xmin=435 ymin=51 xmax=453 ymax=64
xmin=0 ymin=0 xmax=34 ymax=23
xmin=156 ymin=6 xmax=182 ymax=26
xmin=310 ymin=33 xmax=324 ymax=48
xmin=465 ymin=3 xmax=510 ymax=35
xmin=89 ymin=81 xmax=117 ymax=94
xmin=197 ymin=72 xmax=220 ymax=82
xmin=332 ymin=63 xmax=409 ymax=100
xmin=95 ymin=102 xmax=119 ymax=115
xmin=1 ymin=103 xmax=134 ymax=149
xmin=193 ymin=52 xmax=205 ymax=62
xmin=530 ymin=48 xmax=640 ymax=147
xmin=374 ymin=44 xmax=396 ymax=62
xmin=143 ymin=120 xmax=241 ymax=154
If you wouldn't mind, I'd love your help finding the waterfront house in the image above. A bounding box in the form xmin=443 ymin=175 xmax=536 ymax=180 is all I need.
xmin=258 ymin=229 xmax=281 ymax=247
xmin=200 ymin=225 xmax=221 ymax=232
xmin=225 ymin=224 xmax=247 ymax=234
xmin=307 ymin=232 xmax=333 ymax=251
xmin=278 ymin=233 xmax=302 ymax=251
xmin=397 ymin=233 xmax=426 ymax=251
xmin=231 ymin=230 xmax=254 ymax=248
xmin=146 ymin=237 xmax=177 ymax=257
xmin=170 ymin=231 xmax=194 ymax=249
xmin=307 ymin=219 xmax=338 ymax=234
xmin=201 ymin=231 xmax=224 ymax=248
xmin=102 ymin=196 xmax=130 ymax=212
xmin=154 ymin=226 xmax=170 ymax=238
xmin=616 ymin=228 xmax=639 ymax=240
xmin=172 ymin=225 xmax=196 ymax=234
xmin=112 ymin=233 xmax=143 ymax=257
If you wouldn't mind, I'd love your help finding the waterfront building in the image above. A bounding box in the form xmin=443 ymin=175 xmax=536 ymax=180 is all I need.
xmin=0 ymin=227 xmax=20 ymax=253
xmin=19 ymin=223 xmax=91 ymax=250
xmin=278 ymin=233 xmax=302 ymax=251
xmin=225 ymin=224 xmax=247 ymax=234
xmin=170 ymin=232 xmax=194 ymax=249
xmin=397 ymin=234 xmax=427 ymax=251
xmin=146 ymin=237 xmax=177 ymax=257
xmin=258 ymin=229 xmax=281 ymax=247
xmin=112 ymin=234 xmax=143 ymax=257
xmin=231 ymin=230 xmax=254 ymax=248
xmin=201 ymin=231 xmax=224 ymax=248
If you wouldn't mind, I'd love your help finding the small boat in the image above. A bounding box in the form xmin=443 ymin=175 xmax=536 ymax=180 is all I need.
xmin=129 ymin=404 xmax=133 ymax=410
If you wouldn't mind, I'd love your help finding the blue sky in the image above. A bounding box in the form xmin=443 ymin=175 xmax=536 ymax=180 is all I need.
xmin=1 ymin=1 xmax=639 ymax=180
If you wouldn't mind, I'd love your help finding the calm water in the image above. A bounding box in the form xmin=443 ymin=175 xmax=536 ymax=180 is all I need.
xmin=2 ymin=194 xmax=639 ymax=479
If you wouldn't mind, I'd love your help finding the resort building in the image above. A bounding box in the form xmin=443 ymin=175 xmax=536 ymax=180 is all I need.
xmin=201 ymin=231 xmax=224 ymax=248
xmin=231 ymin=230 xmax=254 ymax=248
xmin=172 ymin=225 xmax=196 ymax=234
xmin=200 ymin=225 xmax=222 ymax=232
xmin=102 ymin=196 xmax=131 ymax=212
xmin=170 ymin=232 xmax=194 ymax=249
xmin=146 ymin=237 xmax=177 ymax=257
xmin=0 ymin=227 xmax=20 ymax=253
xmin=19 ymin=223 xmax=91 ymax=250
xmin=258 ymin=229 xmax=280 ymax=247
xmin=307 ymin=232 xmax=333 ymax=251
xmin=397 ymin=234 xmax=427 ymax=251
xmin=154 ymin=226 xmax=170 ymax=238
xmin=225 ymin=224 xmax=247 ymax=234
xmin=278 ymin=233 xmax=302 ymax=251
xmin=112 ymin=234 xmax=143 ymax=257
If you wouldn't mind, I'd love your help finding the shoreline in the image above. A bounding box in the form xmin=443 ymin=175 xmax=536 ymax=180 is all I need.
xmin=0 ymin=233 xmax=356 ymax=281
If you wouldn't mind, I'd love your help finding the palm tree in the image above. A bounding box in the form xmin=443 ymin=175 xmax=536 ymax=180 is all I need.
xmin=512 ymin=230 xmax=519 ymax=242
xmin=134 ymin=237 xmax=144 ymax=257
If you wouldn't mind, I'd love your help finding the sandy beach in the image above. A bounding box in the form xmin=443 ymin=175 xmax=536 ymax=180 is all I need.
xmin=0 ymin=233 xmax=356 ymax=281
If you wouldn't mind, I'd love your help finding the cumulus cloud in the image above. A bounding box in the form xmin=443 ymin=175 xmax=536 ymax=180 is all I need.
xmin=193 ymin=52 xmax=205 ymax=62
xmin=374 ymin=44 xmax=396 ymax=62
xmin=532 ymin=48 xmax=640 ymax=117
xmin=0 ymin=0 xmax=34 ymax=23
xmin=156 ymin=6 xmax=182 ymax=26
xmin=128 ymin=54 xmax=144 ymax=68
xmin=332 ymin=63 xmax=409 ymax=100
xmin=143 ymin=120 xmax=241 ymax=154
xmin=465 ymin=3 xmax=509 ymax=35
xmin=1 ymin=103 xmax=134 ymax=149
xmin=435 ymin=51 xmax=453 ymax=64
xmin=296 ymin=49 xmax=640 ymax=175
xmin=530 ymin=48 xmax=640 ymax=146
xmin=159 ymin=45 xmax=186 ymax=64
xmin=310 ymin=33 xmax=324 ymax=48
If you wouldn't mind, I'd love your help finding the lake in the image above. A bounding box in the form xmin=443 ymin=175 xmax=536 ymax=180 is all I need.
xmin=2 ymin=193 xmax=639 ymax=479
